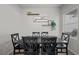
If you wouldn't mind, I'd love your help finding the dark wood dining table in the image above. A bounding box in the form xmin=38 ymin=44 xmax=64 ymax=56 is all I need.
xmin=18 ymin=36 xmax=58 ymax=49
xmin=18 ymin=36 xmax=58 ymax=46
xmin=21 ymin=36 xmax=57 ymax=43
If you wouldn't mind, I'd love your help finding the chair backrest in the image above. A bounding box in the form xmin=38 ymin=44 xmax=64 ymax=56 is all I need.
xmin=32 ymin=32 xmax=40 ymax=37
xmin=41 ymin=37 xmax=57 ymax=55
xmin=11 ymin=33 xmax=20 ymax=47
xmin=41 ymin=37 xmax=57 ymax=44
xmin=23 ymin=36 xmax=38 ymax=43
xmin=61 ymin=33 xmax=70 ymax=44
xmin=22 ymin=36 xmax=38 ymax=54
xmin=22 ymin=36 xmax=38 ymax=49
xmin=41 ymin=32 xmax=48 ymax=37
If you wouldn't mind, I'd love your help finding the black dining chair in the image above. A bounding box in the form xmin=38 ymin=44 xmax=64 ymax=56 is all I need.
xmin=41 ymin=32 xmax=48 ymax=37
xmin=22 ymin=36 xmax=39 ymax=55
xmin=56 ymin=33 xmax=70 ymax=55
xmin=32 ymin=32 xmax=40 ymax=37
xmin=11 ymin=33 xmax=24 ymax=55
xmin=41 ymin=37 xmax=57 ymax=55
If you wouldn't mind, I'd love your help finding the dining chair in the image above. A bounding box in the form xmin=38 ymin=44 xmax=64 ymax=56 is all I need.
xmin=41 ymin=37 xmax=57 ymax=55
xmin=41 ymin=32 xmax=48 ymax=37
xmin=11 ymin=33 xmax=24 ymax=55
xmin=32 ymin=32 xmax=40 ymax=37
xmin=56 ymin=33 xmax=70 ymax=55
xmin=22 ymin=36 xmax=39 ymax=55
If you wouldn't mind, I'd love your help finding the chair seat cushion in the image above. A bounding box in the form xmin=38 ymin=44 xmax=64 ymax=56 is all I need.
xmin=56 ymin=44 xmax=66 ymax=48
xmin=15 ymin=44 xmax=20 ymax=49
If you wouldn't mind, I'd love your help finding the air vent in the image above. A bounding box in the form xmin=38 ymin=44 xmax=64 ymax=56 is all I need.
xmin=27 ymin=12 xmax=40 ymax=15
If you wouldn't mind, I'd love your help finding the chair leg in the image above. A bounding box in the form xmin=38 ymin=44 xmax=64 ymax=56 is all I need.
xmin=55 ymin=48 xmax=58 ymax=55
xmin=66 ymin=48 xmax=68 ymax=55
xmin=13 ymin=50 xmax=15 ymax=55
xmin=61 ymin=48 xmax=62 ymax=52
xmin=19 ymin=49 xmax=20 ymax=54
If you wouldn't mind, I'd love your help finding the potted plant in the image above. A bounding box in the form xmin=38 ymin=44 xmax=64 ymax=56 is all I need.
xmin=51 ymin=20 xmax=56 ymax=30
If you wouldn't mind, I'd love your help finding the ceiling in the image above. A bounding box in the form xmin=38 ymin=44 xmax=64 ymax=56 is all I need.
xmin=18 ymin=4 xmax=62 ymax=8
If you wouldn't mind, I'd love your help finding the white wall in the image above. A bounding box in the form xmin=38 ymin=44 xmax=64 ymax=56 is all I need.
xmin=22 ymin=7 xmax=60 ymax=37
xmin=0 ymin=5 xmax=61 ymax=54
xmin=0 ymin=5 xmax=25 ymax=54
xmin=61 ymin=4 xmax=79 ymax=54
